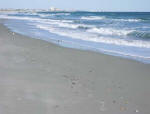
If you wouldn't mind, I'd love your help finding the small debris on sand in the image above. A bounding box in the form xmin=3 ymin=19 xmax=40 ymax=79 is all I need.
xmin=89 ymin=70 xmax=93 ymax=72
xmin=99 ymin=101 xmax=106 ymax=111
xmin=88 ymin=93 xmax=93 ymax=98
xmin=54 ymin=105 xmax=59 ymax=108
xmin=63 ymin=75 xmax=69 ymax=79
xmin=112 ymin=100 xmax=116 ymax=104
xmin=125 ymin=101 xmax=129 ymax=104
xmin=17 ymin=97 xmax=22 ymax=101
xmin=106 ymin=88 xmax=112 ymax=93
xmin=72 ymin=82 xmax=76 ymax=85
xmin=120 ymin=106 xmax=126 ymax=111
xmin=135 ymin=109 xmax=139 ymax=113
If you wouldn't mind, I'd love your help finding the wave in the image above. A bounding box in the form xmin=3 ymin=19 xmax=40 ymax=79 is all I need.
xmin=35 ymin=24 xmax=150 ymax=48
xmin=0 ymin=14 xmax=91 ymax=30
xmin=87 ymin=28 xmax=134 ymax=36
xmin=0 ymin=13 xmax=69 ymax=22
xmin=23 ymin=24 xmax=150 ymax=60
xmin=53 ymin=22 xmax=80 ymax=29
xmin=80 ymin=16 xmax=141 ymax=22
xmin=0 ymin=14 xmax=45 ymax=21
xmin=32 ymin=25 xmax=150 ymax=59
xmin=2 ymin=12 xmax=150 ymax=63
xmin=53 ymin=13 xmax=71 ymax=16
xmin=57 ymin=23 xmax=93 ymax=29
xmin=81 ymin=16 xmax=105 ymax=20
xmin=0 ymin=14 xmax=76 ymax=29
xmin=2 ymin=13 xmax=150 ymax=49
xmin=128 ymin=31 xmax=150 ymax=39
xmin=38 ymin=21 xmax=92 ymax=30
xmin=38 ymin=14 xmax=52 ymax=18
xmin=38 ymin=13 xmax=70 ymax=17
xmin=115 ymin=19 xmax=141 ymax=22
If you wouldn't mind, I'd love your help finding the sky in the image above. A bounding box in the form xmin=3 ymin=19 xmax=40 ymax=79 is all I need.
xmin=0 ymin=0 xmax=150 ymax=11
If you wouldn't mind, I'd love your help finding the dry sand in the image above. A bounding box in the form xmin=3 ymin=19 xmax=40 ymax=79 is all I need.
xmin=0 ymin=20 xmax=150 ymax=114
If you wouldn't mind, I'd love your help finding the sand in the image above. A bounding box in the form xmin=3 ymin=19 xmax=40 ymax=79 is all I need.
xmin=0 ymin=20 xmax=150 ymax=114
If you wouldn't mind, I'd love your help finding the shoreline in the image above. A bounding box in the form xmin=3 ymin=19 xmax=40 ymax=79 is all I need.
xmin=3 ymin=19 xmax=150 ymax=64
xmin=0 ymin=20 xmax=150 ymax=114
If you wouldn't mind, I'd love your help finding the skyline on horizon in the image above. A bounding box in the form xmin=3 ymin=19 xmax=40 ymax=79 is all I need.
xmin=0 ymin=0 xmax=150 ymax=12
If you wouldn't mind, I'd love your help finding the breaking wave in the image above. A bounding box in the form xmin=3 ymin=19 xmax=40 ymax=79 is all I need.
xmin=1 ymin=11 xmax=150 ymax=63
xmin=35 ymin=24 xmax=150 ymax=48
xmin=87 ymin=28 xmax=134 ymax=36
xmin=81 ymin=16 xmax=105 ymax=20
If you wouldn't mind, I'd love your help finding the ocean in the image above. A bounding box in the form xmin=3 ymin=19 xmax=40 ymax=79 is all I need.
xmin=1 ymin=11 xmax=150 ymax=63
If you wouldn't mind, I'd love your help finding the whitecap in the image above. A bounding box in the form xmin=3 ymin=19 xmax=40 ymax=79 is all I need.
xmin=87 ymin=28 xmax=134 ymax=36
xmin=81 ymin=16 xmax=105 ymax=20
xmin=35 ymin=24 xmax=150 ymax=48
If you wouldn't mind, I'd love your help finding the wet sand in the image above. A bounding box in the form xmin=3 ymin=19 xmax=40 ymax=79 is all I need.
xmin=0 ymin=20 xmax=150 ymax=114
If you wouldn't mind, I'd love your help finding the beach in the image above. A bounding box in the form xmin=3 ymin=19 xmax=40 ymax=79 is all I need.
xmin=0 ymin=19 xmax=150 ymax=114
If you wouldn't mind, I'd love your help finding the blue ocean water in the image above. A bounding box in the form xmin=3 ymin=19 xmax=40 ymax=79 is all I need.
xmin=1 ymin=11 xmax=150 ymax=63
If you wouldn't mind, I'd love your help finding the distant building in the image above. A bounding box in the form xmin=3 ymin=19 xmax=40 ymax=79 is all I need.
xmin=49 ymin=7 xmax=61 ymax=11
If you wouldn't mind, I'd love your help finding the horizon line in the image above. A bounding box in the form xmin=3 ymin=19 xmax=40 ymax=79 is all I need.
xmin=0 ymin=8 xmax=150 ymax=12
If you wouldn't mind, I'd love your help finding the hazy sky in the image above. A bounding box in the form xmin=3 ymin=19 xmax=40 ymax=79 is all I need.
xmin=0 ymin=0 xmax=150 ymax=11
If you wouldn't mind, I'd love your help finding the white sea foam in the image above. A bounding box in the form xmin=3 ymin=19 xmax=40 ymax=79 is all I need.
xmin=0 ymin=14 xmax=45 ymax=22
xmin=0 ymin=14 xmax=84 ymax=29
xmin=81 ymin=16 xmax=141 ymax=22
xmin=38 ymin=20 xmax=90 ymax=29
xmin=56 ymin=23 xmax=93 ymax=29
xmin=0 ymin=14 xmax=72 ymax=28
xmin=87 ymin=28 xmax=134 ymax=36
xmin=114 ymin=19 xmax=141 ymax=22
xmin=35 ymin=24 xmax=150 ymax=59
xmin=38 ymin=14 xmax=52 ymax=18
xmin=53 ymin=13 xmax=71 ymax=16
xmin=34 ymin=19 xmax=92 ymax=29
xmin=35 ymin=24 xmax=150 ymax=48
xmin=54 ymin=22 xmax=79 ymax=29
xmin=61 ymin=20 xmax=73 ymax=23
xmin=81 ymin=16 xmax=105 ymax=20
xmin=2 ymin=12 xmax=150 ymax=62
xmin=1 ymin=13 xmax=150 ymax=48
xmin=38 ymin=13 xmax=70 ymax=17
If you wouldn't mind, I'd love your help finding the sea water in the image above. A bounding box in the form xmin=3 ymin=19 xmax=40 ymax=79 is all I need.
xmin=1 ymin=11 xmax=150 ymax=63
